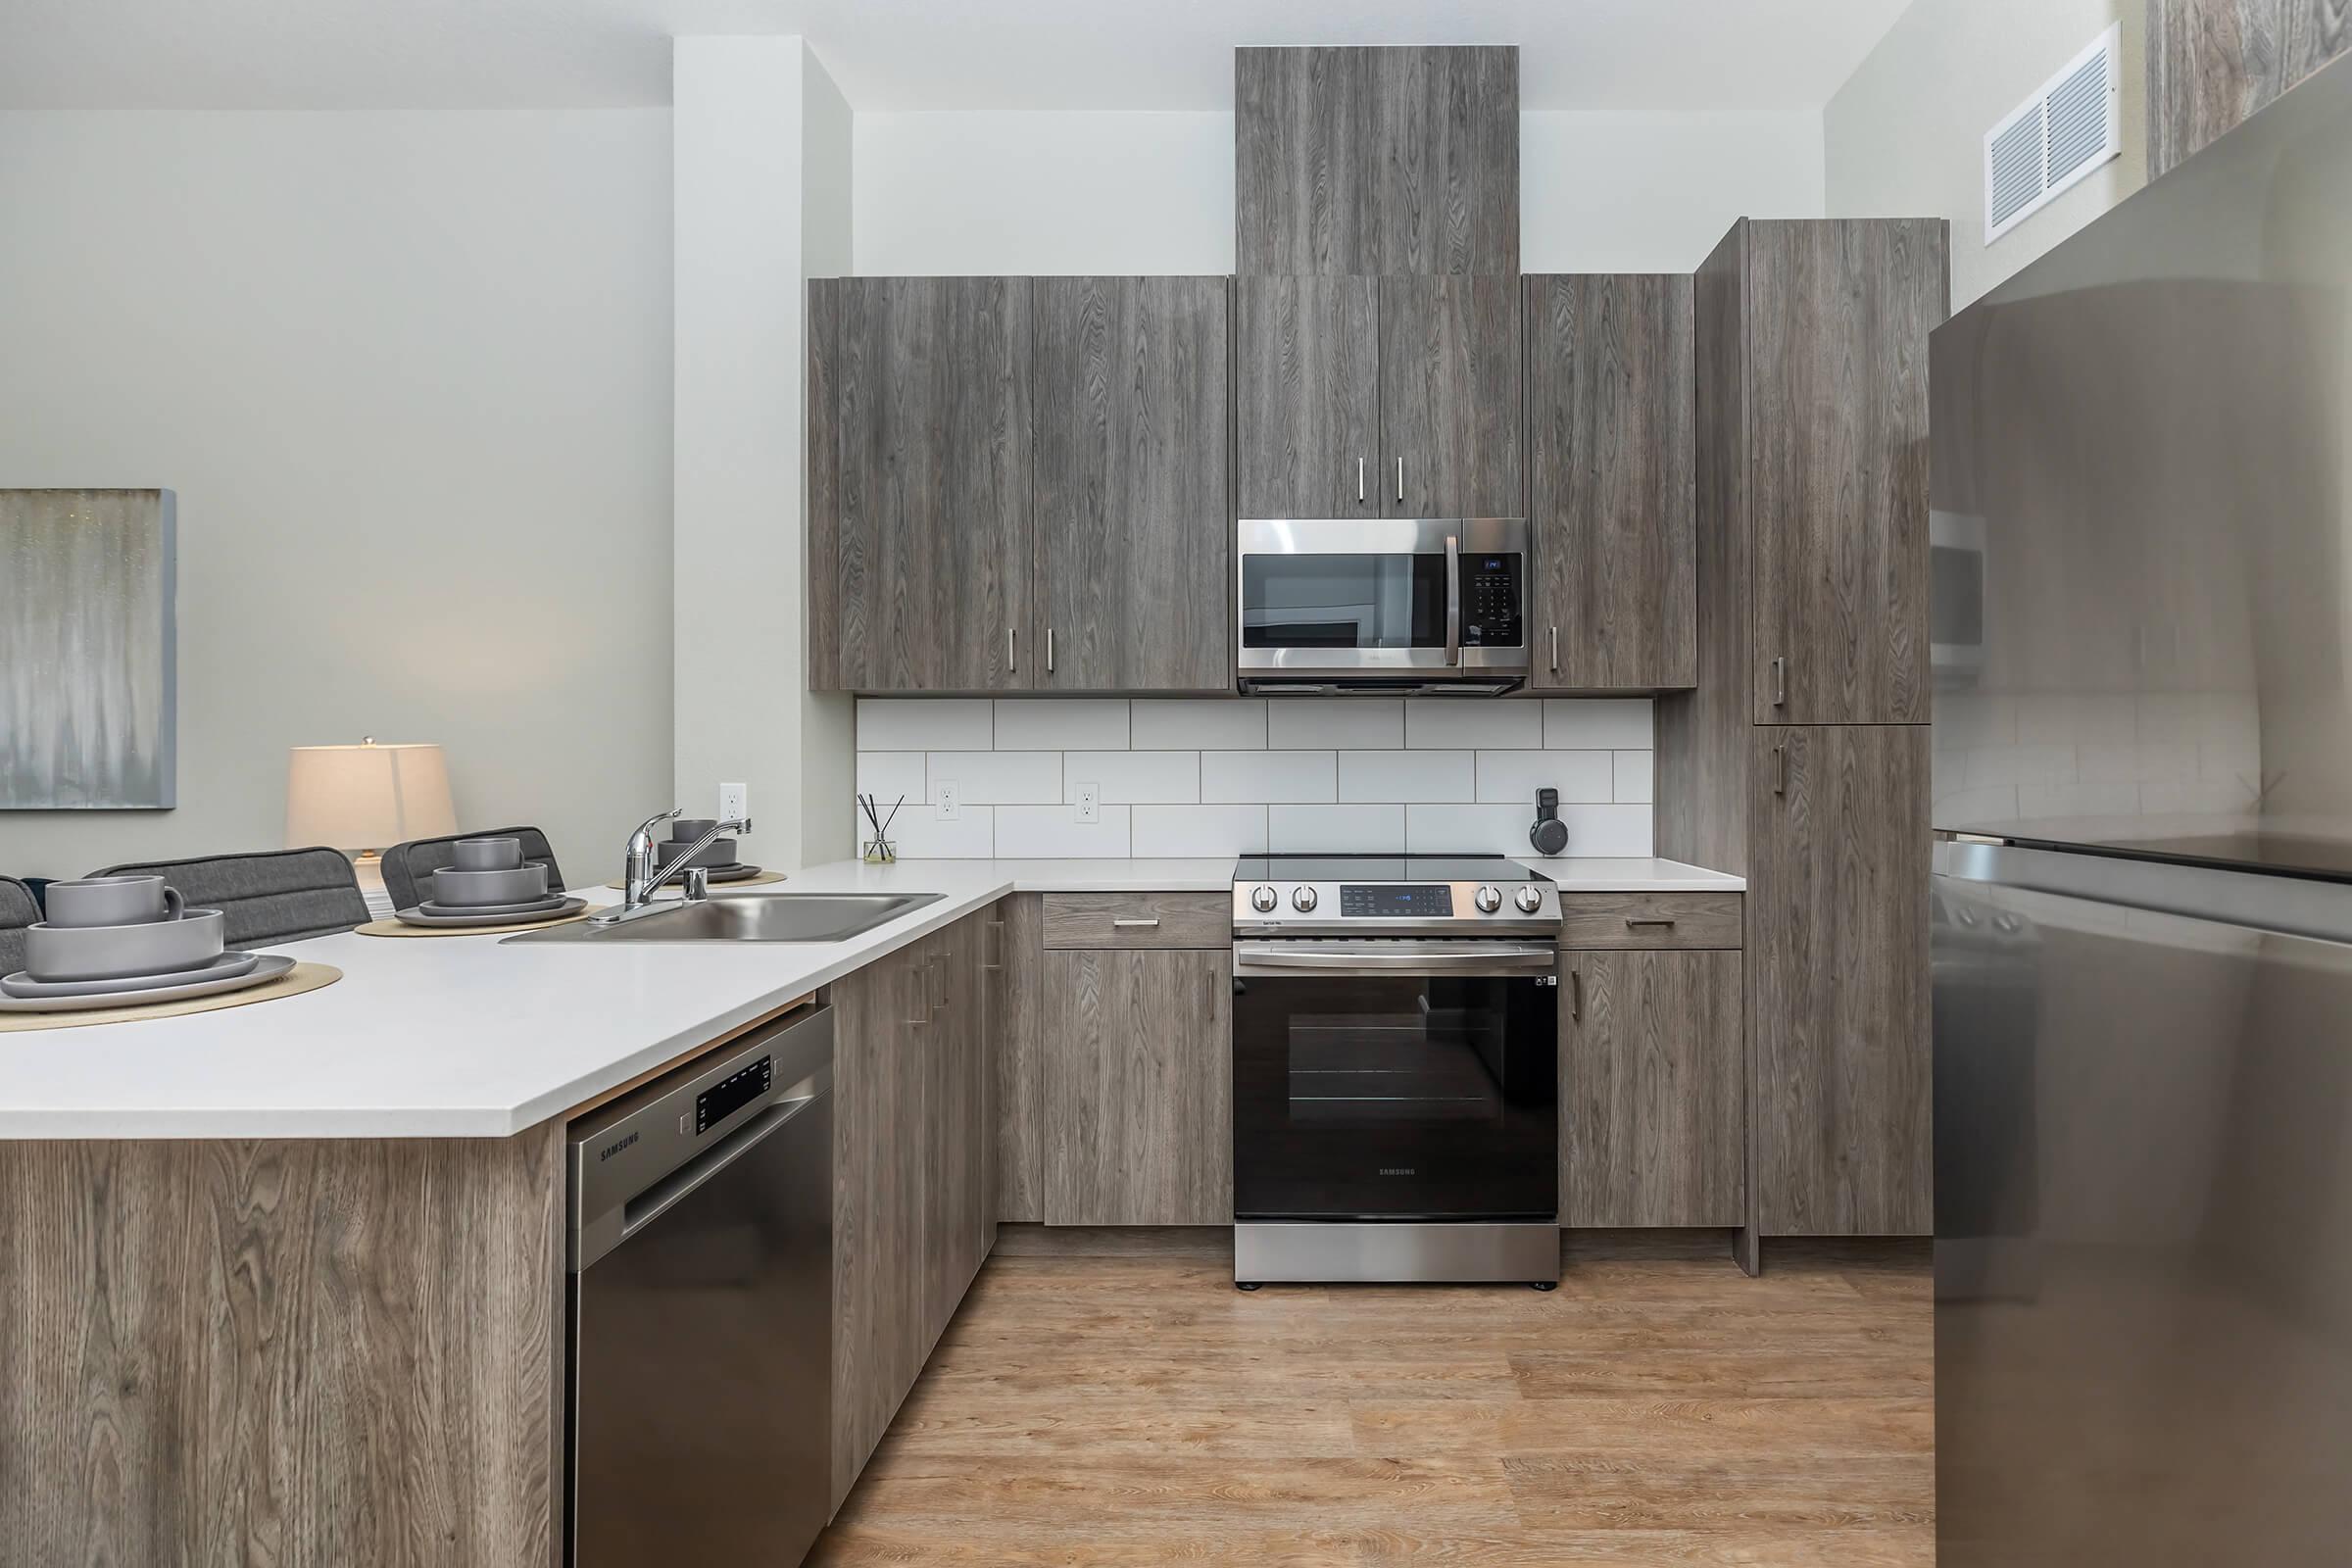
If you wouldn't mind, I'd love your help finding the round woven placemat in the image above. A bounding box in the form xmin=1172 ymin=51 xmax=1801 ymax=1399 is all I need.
xmin=357 ymin=904 xmax=609 ymax=938
xmin=601 ymin=870 xmax=786 ymax=891
xmin=0 ymin=961 xmax=343 ymax=1033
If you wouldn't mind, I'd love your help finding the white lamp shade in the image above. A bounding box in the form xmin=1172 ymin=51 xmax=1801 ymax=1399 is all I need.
xmin=285 ymin=742 xmax=457 ymax=850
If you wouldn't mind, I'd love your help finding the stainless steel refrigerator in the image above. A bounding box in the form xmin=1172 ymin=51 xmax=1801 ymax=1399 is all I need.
xmin=1930 ymin=54 xmax=2352 ymax=1567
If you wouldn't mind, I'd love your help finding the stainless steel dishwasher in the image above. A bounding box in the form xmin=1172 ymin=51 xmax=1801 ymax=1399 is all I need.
xmin=566 ymin=1004 xmax=832 ymax=1568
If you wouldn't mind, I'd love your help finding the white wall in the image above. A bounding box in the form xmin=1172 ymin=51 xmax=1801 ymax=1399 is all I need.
xmin=673 ymin=37 xmax=856 ymax=877
xmin=1825 ymin=0 xmax=2147 ymax=309
xmin=855 ymin=698 xmax=1654 ymax=859
xmin=0 ymin=110 xmax=672 ymax=881
xmin=852 ymin=110 xmax=1825 ymax=275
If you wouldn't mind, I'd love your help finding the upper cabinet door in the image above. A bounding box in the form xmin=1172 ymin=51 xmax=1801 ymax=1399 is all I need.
xmin=1370 ymin=46 xmax=1519 ymax=277
xmin=1525 ymin=274 xmax=1695 ymax=690
xmin=808 ymin=276 xmax=1034 ymax=692
xmin=1745 ymin=220 xmax=1945 ymax=725
xmin=1237 ymin=45 xmax=1518 ymax=276
xmin=1032 ymin=277 xmax=1232 ymax=693
xmin=1236 ymin=275 xmax=1381 ymax=519
xmin=2150 ymin=0 xmax=2352 ymax=178
xmin=1378 ymin=274 xmax=1523 ymax=519
xmin=1235 ymin=48 xmax=1377 ymax=275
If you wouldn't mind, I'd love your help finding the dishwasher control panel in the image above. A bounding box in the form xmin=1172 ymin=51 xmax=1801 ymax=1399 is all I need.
xmin=694 ymin=1054 xmax=772 ymax=1135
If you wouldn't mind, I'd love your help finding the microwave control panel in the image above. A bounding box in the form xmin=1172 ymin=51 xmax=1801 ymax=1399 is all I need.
xmin=1460 ymin=554 xmax=1522 ymax=648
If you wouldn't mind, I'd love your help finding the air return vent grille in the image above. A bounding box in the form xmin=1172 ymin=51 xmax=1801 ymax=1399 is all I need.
xmin=1984 ymin=24 xmax=2122 ymax=243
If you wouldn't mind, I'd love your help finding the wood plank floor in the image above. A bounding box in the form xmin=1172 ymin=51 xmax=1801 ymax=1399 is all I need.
xmin=810 ymin=1229 xmax=1933 ymax=1566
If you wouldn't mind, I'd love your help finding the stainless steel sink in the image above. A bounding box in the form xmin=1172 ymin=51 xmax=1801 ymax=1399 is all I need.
xmin=506 ymin=892 xmax=944 ymax=944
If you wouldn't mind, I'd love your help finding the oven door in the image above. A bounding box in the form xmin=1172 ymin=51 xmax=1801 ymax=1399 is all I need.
xmin=1231 ymin=941 xmax=1558 ymax=1221
xmin=1237 ymin=517 xmax=1529 ymax=684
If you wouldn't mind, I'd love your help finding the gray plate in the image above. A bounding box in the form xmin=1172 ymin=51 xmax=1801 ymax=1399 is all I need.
xmin=3 ymin=951 xmax=261 ymax=999
xmin=0 ymin=954 xmax=296 ymax=1013
xmin=702 ymin=863 xmax=762 ymax=883
xmin=416 ymin=894 xmax=570 ymax=918
xmin=396 ymin=896 xmax=588 ymax=930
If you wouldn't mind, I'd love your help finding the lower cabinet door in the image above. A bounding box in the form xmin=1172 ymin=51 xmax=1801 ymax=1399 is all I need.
xmin=1561 ymin=948 xmax=1744 ymax=1227
xmin=1042 ymin=948 xmax=1233 ymax=1225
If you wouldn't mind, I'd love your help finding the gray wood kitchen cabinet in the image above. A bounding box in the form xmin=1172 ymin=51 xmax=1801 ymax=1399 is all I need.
xmin=1032 ymin=277 xmax=1232 ymax=692
xmin=990 ymin=895 xmax=1045 ymax=1223
xmin=1525 ymin=273 xmax=1695 ymax=691
xmin=1235 ymin=274 xmax=1381 ymax=519
xmin=1379 ymin=273 xmax=1523 ymax=519
xmin=1236 ymin=45 xmax=1518 ymax=276
xmin=1742 ymin=220 xmax=1944 ymax=726
xmin=1747 ymin=724 xmax=1932 ymax=1237
xmin=1562 ymin=947 xmax=1745 ymax=1228
xmin=1041 ymin=946 xmax=1234 ymax=1226
xmin=829 ymin=910 xmax=997 ymax=1513
xmin=808 ymin=275 xmax=1033 ymax=693
xmin=2150 ymin=0 xmax=2352 ymax=177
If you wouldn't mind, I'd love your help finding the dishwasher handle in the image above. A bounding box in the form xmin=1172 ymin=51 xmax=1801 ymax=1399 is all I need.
xmin=619 ymin=1080 xmax=825 ymax=1245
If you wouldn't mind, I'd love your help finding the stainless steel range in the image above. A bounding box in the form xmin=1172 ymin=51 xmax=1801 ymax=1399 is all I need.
xmin=1230 ymin=855 xmax=1561 ymax=1287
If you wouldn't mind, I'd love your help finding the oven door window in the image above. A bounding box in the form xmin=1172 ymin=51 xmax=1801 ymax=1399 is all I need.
xmin=1240 ymin=553 xmax=1447 ymax=651
xmin=1233 ymin=972 xmax=1557 ymax=1221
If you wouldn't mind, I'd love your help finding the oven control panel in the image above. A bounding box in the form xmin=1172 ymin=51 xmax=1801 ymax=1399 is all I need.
xmin=1459 ymin=554 xmax=1523 ymax=648
xmin=1340 ymin=884 xmax=1453 ymax=918
xmin=1234 ymin=881 xmax=1558 ymax=934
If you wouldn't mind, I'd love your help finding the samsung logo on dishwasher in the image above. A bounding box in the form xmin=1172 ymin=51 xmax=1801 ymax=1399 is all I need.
xmin=1379 ymin=1167 xmax=1416 ymax=1177
xmin=599 ymin=1131 xmax=639 ymax=1162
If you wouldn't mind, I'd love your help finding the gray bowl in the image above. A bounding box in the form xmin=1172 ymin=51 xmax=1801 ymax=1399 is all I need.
xmin=430 ymin=863 xmax=551 ymax=906
xmin=670 ymin=818 xmax=717 ymax=842
xmin=24 ymin=908 xmax=226 ymax=983
xmin=657 ymin=836 xmax=735 ymax=869
xmin=450 ymin=836 xmax=524 ymax=872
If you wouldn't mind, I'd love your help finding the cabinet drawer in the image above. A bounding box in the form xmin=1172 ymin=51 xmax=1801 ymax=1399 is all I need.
xmin=1557 ymin=892 xmax=1741 ymax=950
xmin=1041 ymin=893 xmax=1230 ymax=950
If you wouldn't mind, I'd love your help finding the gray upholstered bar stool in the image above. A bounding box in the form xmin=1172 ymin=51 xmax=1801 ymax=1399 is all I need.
xmin=0 ymin=877 xmax=39 ymax=978
xmin=89 ymin=848 xmax=368 ymax=948
xmin=378 ymin=825 xmax=566 ymax=913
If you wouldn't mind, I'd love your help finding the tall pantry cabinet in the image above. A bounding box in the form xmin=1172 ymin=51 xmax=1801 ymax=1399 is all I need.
xmin=1656 ymin=218 xmax=1948 ymax=1270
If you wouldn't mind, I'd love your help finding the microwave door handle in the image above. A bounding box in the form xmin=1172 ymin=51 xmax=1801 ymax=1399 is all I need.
xmin=1445 ymin=533 xmax=1461 ymax=667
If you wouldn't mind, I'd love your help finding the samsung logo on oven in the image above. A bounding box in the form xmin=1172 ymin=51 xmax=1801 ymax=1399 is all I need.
xmin=1379 ymin=1167 xmax=1416 ymax=1177
xmin=599 ymin=1131 xmax=639 ymax=1162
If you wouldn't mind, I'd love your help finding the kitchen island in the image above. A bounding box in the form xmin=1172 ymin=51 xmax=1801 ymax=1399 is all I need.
xmin=0 ymin=855 xmax=1740 ymax=1567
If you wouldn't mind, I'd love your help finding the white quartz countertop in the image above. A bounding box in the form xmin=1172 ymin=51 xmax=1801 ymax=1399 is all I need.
xmin=0 ymin=855 xmax=1736 ymax=1142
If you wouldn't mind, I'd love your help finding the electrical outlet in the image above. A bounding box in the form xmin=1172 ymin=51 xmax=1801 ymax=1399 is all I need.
xmin=1075 ymin=782 xmax=1101 ymax=825
xmin=936 ymin=781 xmax=960 ymax=821
xmin=718 ymin=782 xmax=749 ymax=824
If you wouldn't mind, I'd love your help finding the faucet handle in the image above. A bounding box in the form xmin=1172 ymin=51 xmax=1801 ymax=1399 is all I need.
xmin=630 ymin=807 xmax=683 ymax=845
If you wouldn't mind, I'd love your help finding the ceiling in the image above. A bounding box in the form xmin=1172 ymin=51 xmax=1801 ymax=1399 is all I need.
xmin=0 ymin=0 xmax=1912 ymax=112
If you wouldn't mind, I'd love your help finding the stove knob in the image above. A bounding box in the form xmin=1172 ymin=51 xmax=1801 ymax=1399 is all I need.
xmin=1291 ymin=885 xmax=1319 ymax=912
xmin=1250 ymin=885 xmax=1279 ymax=913
xmin=1474 ymin=884 xmax=1503 ymax=913
xmin=1514 ymin=885 xmax=1544 ymax=914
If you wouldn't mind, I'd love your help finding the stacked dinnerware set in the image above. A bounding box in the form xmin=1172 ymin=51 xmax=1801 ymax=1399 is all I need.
xmin=396 ymin=836 xmax=588 ymax=928
xmin=0 ymin=875 xmax=295 ymax=1012
xmin=654 ymin=818 xmax=761 ymax=883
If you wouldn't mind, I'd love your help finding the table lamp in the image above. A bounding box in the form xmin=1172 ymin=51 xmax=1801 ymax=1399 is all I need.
xmin=285 ymin=739 xmax=457 ymax=914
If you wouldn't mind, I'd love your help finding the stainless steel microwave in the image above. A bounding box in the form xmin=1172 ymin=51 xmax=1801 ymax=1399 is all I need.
xmin=1235 ymin=517 xmax=1531 ymax=696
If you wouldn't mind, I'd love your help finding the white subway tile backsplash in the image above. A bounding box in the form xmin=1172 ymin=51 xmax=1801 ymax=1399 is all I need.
xmin=1131 ymin=805 xmax=1268 ymax=858
xmin=1474 ymin=749 xmax=1613 ymax=806
xmin=1405 ymin=702 xmax=1544 ymax=750
xmin=1268 ymin=699 xmax=1404 ymax=750
xmin=857 ymin=698 xmax=991 ymax=751
xmin=855 ymin=696 xmax=1653 ymax=858
xmin=855 ymin=752 xmax=926 ymax=808
xmin=1613 ymin=750 xmax=1654 ymax=804
xmin=1340 ymin=750 xmax=1475 ymax=803
xmin=993 ymin=699 xmax=1129 ymax=751
xmin=1269 ymin=804 xmax=1406 ymax=853
xmin=995 ymin=804 xmax=1132 ymax=858
xmin=1544 ymin=699 xmax=1652 ymax=750
xmin=926 ymin=751 xmax=1061 ymax=805
xmin=1132 ymin=699 xmax=1265 ymax=751
xmin=1064 ymin=751 xmax=1201 ymax=805
xmin=1201 ymin=750 xmax=1338 ymax=804
xmin=863 ymin=802 xmax=996 ymax=858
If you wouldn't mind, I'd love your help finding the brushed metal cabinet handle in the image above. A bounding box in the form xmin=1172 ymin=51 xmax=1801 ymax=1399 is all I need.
xmin=1112 ymin=918 xmax=1161 ymax=930
xmin=1774 ymin=742 xmax=1789 ymax=796
xmin=1396 ymin=457 xmax=1404 ymax=503
xmin=1046 ymin=627 xmax=1055 ymax=673
xmin=984 ymin=916 xmax=1005 ymax=972
xmin=1625 ymin=917 xmax=1678 ymax=928
xmin=1007 ymin=625 xmax=1017 ymax=673
xmin=1770 ymin=656 xmax=1787 ymax=707
xmin=1569 ymin=967 xmax=1583 ymax=1021
xmin=1357 ymin=457 xmax=1366 ymax=503
xmin=1550 ymin=626 xmax=1560 ymax=674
